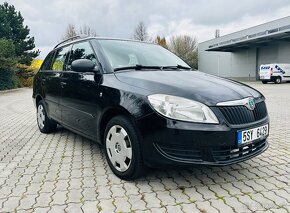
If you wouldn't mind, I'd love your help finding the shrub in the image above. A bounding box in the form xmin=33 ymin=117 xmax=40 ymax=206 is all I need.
xmin=18 ymin=59 xmax=43 ymax=87
xmin=0 ymin=38 xmax=17 ymax=90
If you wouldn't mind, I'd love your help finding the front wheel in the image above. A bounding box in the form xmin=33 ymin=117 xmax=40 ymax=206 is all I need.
xmin=37 ymin=100 xmax=57 ymax=133
xmin=104 ymin=115 xmax=144 ymax=180
xmin=262 ymin=80 xmax=268 ymax=84
xmin=275 ymin=77 xmax=282 ymax=84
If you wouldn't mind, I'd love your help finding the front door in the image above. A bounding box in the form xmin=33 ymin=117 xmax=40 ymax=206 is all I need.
xmin=60 ymin=41 xmax=102 ymax=138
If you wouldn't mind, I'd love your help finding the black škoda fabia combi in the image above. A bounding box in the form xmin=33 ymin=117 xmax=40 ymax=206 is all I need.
xmin=33 ymin=36 xmax=269 ymax=180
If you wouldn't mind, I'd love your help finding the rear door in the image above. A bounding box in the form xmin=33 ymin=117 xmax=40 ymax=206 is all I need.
xmin=43 ymin=45 xmax=72 ymax=122
xmin=40 ymin=51 xmax=62 ymax=121
xmin=60 ymin=40 xmax=102 ymax=138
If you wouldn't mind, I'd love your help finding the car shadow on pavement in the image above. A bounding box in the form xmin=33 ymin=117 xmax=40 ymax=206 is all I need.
xmin=53 ymin=124 xmax=257 ymax=187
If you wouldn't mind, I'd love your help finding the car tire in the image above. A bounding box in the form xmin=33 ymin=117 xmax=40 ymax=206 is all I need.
xmin=37 ymin=100 xmax=57 ymax=133
xmin=104 ymin=115 xmax=144 ymax=180
xmin=275 ymin=77 xmax=282 ymax=84
xmin=262 ymin=81 xmax=267 ymax=84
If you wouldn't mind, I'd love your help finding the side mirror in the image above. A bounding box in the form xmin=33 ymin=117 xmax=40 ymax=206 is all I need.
xmin=71 ymin=59 xmax=96 ymax=72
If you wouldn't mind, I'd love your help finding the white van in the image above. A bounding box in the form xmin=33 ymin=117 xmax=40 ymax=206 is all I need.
xmin=259 ymin=64 xmax=290 ymax=84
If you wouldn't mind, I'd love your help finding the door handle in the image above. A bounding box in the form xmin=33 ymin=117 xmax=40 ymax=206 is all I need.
xmin=60 ymin=82 xmax=67 ymax=88
xmin=41 ymin=78 xmax=46 ymax=85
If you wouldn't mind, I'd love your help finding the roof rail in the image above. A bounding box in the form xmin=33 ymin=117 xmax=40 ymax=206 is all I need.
xmin=54 ymin=34 xmax=88 ymax=49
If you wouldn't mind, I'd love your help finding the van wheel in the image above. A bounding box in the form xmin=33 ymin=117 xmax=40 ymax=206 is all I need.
xmin=262 ymin=81 xmax=267 ymax=84
xmin=37 ymin=100 xmax=57 ymax=133
xmin=104 ymin=115 xmax=144 ymax=180
xmin=275 ymin=77 xmax=281 ymax=84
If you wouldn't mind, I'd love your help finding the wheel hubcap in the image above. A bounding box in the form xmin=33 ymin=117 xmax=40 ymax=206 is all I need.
xmin=106 ymin=125 xmax=132 ymax=172
xmin=115 ymin=143 xmax=122 ymax=153
xmin=37 ymin=105 xmax=45 ymax=129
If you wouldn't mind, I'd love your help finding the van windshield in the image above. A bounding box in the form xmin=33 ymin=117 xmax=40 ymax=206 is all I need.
xmin=97 ymin=39 xmax=190 ymax=71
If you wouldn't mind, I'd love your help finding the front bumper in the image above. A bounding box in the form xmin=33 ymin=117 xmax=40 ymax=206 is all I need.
xmin=260 ymin=76 xmax=280 ymax=82
xmin=136 ymin=113 xmax=269 ymax=168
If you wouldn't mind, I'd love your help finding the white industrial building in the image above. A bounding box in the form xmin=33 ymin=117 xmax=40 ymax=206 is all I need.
xmin=198 ymin=16 xmax=290 ymax=80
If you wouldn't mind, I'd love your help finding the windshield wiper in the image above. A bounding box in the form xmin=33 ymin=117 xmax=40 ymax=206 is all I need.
xmin=161 ymin=64 xmax=191 ymax=70
xmin=114 ymin=64 xmax=162 ymax=72
xmin=114 ymin=64 xmax=192 ymax=72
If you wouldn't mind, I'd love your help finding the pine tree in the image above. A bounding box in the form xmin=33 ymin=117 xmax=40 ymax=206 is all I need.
xmin=0 ymin=38 xmax=17 ymax=90
xmin=0 ymin=2 xmax=39 ymax=66
xmin=0 ymin=2 xmax=40 ymax=86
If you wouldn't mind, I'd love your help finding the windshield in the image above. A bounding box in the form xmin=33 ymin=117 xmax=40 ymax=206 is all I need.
xmin=97 ymin=39 xmax=190 ymax=70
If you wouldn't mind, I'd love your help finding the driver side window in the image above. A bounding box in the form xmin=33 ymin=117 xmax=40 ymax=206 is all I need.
xmin=68 ymin=41 xmax=97 ymax=70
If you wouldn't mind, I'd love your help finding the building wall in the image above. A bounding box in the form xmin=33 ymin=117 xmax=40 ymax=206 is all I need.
xmin=258 ymin=42 xmax=290 ymax=67
xmin=257 ymin=45 xmax=278 ymax=67
xmin=198 ymin=43 xmax=257 ymax=79
xmin=278 ymin=42 xmax=290 ymax=63
xmin=203 ymin=17 xmax=290 ymax=52
xmin=198 ymin=17 xmax=290 ymax=80
xmin=198 ymin=42 xmax=290 ymax=80
xmin=198 ymin=43 xmax=232 ymax=77
xmin=231 ymin=48 xmax=257 ymax=79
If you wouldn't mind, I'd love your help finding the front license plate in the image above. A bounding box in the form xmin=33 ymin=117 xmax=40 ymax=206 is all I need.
xmin=237 ymin=124 xmax=269 ymax=145
xmin=260 ymin=74 xmax=270 ymax=80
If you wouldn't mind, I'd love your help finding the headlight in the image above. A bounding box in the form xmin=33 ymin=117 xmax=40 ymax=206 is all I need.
xmin=148 ymin=94 xmax=219 ymax=124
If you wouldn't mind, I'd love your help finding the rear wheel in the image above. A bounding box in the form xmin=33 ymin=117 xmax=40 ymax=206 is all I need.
xmin=262 ymin=80 xmax=268 ymax=84
xmin=37 ymin=100 xmax=57 ymax=133
xmin=104 ymin=115 xmax=144 ymax=180
xmin=275 ymin=77 xmax=282 ymax=84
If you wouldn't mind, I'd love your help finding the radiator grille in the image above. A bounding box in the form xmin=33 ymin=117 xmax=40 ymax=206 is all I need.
xmin=219 ymin=101 xmax=267 ymax=125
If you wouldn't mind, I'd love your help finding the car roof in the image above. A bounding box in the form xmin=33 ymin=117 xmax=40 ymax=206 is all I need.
xmin=53 ymin=35 xmax=155 ymax=50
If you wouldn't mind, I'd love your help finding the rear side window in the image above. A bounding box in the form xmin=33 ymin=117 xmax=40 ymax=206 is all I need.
xmin=68 ymin=41 xmax=97 ymax=68
xmin=40 ymin=52 xmax=54 ymax=70
xmin=52 ymin=45 xmax=72 ymax=71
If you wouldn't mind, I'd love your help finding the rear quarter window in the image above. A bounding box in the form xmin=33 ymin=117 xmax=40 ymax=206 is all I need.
xmin=40 ymin=52 xmax=54 ymax=71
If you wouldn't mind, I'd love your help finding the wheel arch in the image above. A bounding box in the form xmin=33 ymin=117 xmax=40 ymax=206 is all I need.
xmin=35 ymin=94 xmax=44 ymax=106
xmin=98 ymin=106 xmax=134 ymax=144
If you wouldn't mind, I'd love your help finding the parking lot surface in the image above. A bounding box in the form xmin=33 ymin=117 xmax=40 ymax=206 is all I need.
xmin=0 ymin=82 xmax=289 ymax=213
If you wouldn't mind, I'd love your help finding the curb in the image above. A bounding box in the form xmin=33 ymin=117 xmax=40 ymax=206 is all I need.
xmin=0 ymin=88 xmax=22 ymax=94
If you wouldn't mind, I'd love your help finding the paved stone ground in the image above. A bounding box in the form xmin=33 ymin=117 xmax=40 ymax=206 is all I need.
xmin=0 ymin=82 xmax=289 ymax=213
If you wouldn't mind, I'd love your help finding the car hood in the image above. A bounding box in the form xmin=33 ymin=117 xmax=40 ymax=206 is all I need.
xmin=115 ymin=70 xmax=262 ymax=106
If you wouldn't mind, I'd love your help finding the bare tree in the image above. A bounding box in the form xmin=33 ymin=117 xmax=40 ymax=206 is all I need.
xmin=62 ymin=24 xmax=98 ymax=40
xmin=62 ymin=24 xmax=77 ymax=40
xmin=169 ymin=35 xmax=198 ymax=69
xmin=79 ymin=24 xmax=98 ymax=37
xmin=133 ymin=21 xmax=149 ymax=41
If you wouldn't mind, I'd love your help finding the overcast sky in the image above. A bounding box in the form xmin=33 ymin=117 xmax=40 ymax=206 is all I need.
xmin=1 ymin=0 xmax=290 ymax=59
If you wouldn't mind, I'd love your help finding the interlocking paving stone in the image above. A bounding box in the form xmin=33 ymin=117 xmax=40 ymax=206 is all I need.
xmin=114 ymin=196 xmax=131 ymax=212
xmin=98 ymin=199 xmax=115 ymax=212
xmin=128 ymin=194 xmax=147 ymax=211
xmin=0 ymin=83 xmax=289 ymax=212
xmin=81 ymin=201 xmax=99 ymax=213
xmin=180 ymin=203 xmax=200 ymax=213
xmin=48 ymin=205 xmax=67 ymax=213
xmin=195 ymin=200 xmax=219 ymax=213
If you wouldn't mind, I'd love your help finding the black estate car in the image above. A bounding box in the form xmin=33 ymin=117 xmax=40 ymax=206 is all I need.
xmin=33 ymin=36 xmax=269 ymax=180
